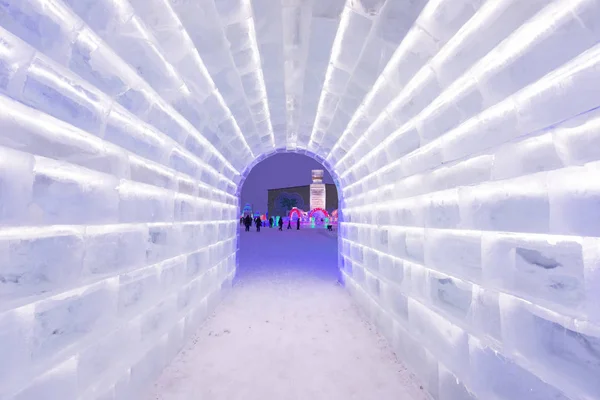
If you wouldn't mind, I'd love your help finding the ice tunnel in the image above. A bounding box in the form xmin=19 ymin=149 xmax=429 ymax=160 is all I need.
xmin=1 ymin=0 xmax=600 ymax=399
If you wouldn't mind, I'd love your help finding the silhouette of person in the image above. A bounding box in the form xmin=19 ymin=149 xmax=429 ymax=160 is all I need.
xmin=278 ymin=216 xmax=283 ymax=231
xmin=296 ymin=217 xmax=300 ymax=230
xmin=255 ymin=216 xmax=261 ymax=232
xmin=269 ymin=216 xmax=273 ymax=228
xmin=287 ymin=217 xmax=292 ymax=229
xmin=244 ymin=215 xmax=252 ymax=232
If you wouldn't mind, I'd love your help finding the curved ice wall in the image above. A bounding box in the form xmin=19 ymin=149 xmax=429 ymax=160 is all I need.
xmin=1 ymin=0 xmax=600 ymax=399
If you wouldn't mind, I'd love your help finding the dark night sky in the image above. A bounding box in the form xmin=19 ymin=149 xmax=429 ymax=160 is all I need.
xmin=240 ymin=153 xmax=335 ymax=214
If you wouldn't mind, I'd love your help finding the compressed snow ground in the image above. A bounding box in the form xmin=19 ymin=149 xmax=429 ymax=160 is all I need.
xmin=147 ymin=227 xmax=428 ymax=400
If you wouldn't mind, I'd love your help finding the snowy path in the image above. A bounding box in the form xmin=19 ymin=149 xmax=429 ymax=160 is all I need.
xmin=147 ymin=228 xmax=428 ymax=400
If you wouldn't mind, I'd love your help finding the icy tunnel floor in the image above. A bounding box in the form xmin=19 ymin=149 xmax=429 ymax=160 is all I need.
xmin=147 ymin=228 xmax=429 ymax=400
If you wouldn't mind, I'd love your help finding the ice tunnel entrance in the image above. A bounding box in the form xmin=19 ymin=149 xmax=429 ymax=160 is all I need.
xmin=147 ymin=151 xmax=429 ymax=400
xmin=233 ymin=151 xmax=342 ymax=282
xmin=237 ymin=150 xmax=341 ymax=227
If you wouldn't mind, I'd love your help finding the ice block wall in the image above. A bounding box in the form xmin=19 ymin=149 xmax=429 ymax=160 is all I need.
xmin=0 ymin=0 xmax=241 ymax=398
xmin=1 ymin=0 xmax=600 ymax=399
xmin=332 ymin=1 xmax=600 ymax=399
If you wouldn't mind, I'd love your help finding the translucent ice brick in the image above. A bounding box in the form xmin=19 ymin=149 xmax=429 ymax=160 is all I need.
xmin=31 ymin=279 xmax=118 ymax=363
xmin=128 ymin=155 xmax=177 ymax=191
xmin=482 ymin=232 xmax=586 ymax=314
xmin=173 ymin=194 xmax=200 ymax=222
xmin=552 ymin=110 xmax=600 ymax=166
xmin=22 ymin=55 xmax=111 ymax=136
xmin=117 ymin=265 xmax=160 ymax=319
xmin=458 ymin=174 xmax=550 ymax=234
xmin=31 ymin=157 xmax=120 ymax=226
xmin=424 ymin=189 xmax=460 ymax=229
xmin=492 ymin=134 xmax=563 ymax=180
xmin=0 ymin=226 xmax=85 ymax=300
xmin=77 ymin=322 xmax=141 ymax=393
xmin=469 ymin=286 xmax=502 ymax=344
xmin=12 ymin=357 xmax=78 ymax=400
xmin=409 ymin=298 xmax=470 ymax=380
xmin=158 ymin=256 xmax=186 ymax=295
xmin=0 ymin=0 xmax=81 ymax=65
xmin=0 ymin=146 xmax=34 ymax=225
xmin=139 ymin=295 xmax=177 ymax=343
xmin=146 ymin=102 xmax=189 ymax=144
xmin=117 ymin=180 xmax=175 ymax=224
xmin=393 ymin=322 xmax=440 ymax=399
xmin=379 ymin=280 xmax=409 ymax=322
xmin=128 ymin=335 xmax=169 ymax=396
xmin=146 ymin=223 xmax=183 ymax=265
xmin=468 ymin=337 xmax=569 ymax=400
xmin=0 ymin=306 xmax=34 ymax=390
xmin=500 ymin=294 xmax=600 ymax=399
xmin=548 ymin=164 xmax=600 ymax=237
xmin=169 ymin=147 xmax=201 ymax=178
xmin=0 ymin=96 xmax=128 ymax=177
xmin=179 ymin=223 xmax=204 ymax=254
xmin=387 ymin=227 xmax=407 ymax=259
xmin=427 ymin=270 xmax=473 ymax=321
xmin=515 ymin=44 xmax=600 ymax=137
xmin=0 ymin=26 xmax=34 ymax=95
xmin=83 ymin=224 xmax=148 ymax=278
xmin=438 ymin=363 xmax=476 ymax=400
xmin=428 ymin=156 xmax=493 ymax=192
xmin=441 ymin=99 xmax=519 ymax=163
xmin=104 ymin=105 xmax=171 ymax=164
xmin=424 ymin=229 xmax=482 ymax=282
xmin=70 ymin=29 xmax=137 ymax=99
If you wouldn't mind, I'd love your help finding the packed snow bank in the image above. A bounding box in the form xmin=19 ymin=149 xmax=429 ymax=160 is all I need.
xmin=148 ymin=229 xmax=429 ymax=400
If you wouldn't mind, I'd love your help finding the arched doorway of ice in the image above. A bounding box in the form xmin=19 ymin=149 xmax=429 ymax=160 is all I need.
xmin=147 ymin=150 xmax=427 ymax=400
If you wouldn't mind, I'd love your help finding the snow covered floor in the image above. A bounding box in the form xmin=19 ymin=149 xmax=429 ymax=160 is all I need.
xmin=147 ymin=227 xmax=428 ymax=400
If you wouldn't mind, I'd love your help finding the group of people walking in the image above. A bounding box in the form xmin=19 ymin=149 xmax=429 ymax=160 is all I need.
xmin=241 ymin=215 xmax=300 ymax=232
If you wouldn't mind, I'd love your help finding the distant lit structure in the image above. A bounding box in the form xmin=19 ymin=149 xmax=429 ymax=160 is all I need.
xmin=310 ymin=169 xmax=326 ymax=210
xmin=311 ymin=169 xmax=324 ymax=183
xmin=267 ymin=169 xmax=338 ymax=218
xmin=241 ymin=203 xmax=253 ymax=217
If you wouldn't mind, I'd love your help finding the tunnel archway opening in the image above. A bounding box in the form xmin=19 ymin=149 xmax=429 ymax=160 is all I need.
xmin=234 ymin=149 xmax=345 ymax=283
xmin=235 ymin=148 xmax=344 ymax=216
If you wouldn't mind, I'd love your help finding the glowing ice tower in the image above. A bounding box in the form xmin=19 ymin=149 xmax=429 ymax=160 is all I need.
xmin=309 ymin=169 xmax=326 ymax=210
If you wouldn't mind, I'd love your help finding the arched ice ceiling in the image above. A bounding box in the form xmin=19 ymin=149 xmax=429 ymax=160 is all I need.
xmin=1 ymin=0 xmax=597 ymax=194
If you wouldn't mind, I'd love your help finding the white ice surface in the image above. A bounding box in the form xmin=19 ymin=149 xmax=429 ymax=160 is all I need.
xmin=147 ymin=228 xmax=428 ymax=400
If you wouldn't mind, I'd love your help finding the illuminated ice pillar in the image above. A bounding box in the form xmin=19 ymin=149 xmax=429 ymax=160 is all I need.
xmin=310 ymin=169 xmax=326 ymax=210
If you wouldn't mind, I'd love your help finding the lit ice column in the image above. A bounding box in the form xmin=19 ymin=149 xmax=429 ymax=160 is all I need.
xmin=310 ymin=169 xmax=326 ymax=210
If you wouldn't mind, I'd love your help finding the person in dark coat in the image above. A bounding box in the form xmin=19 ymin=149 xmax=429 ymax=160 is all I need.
xmin=244 ymin=215 xmax=252 ymax=232
xmin=287 ymin=217 xmax=292 ymax=229
xmin=269 ymin=216 xmax=273 ymax=228
xmin=278 ymin=216 xmax=283 ymax=231
xmin=296 ymin=216 xmax=300 ymax=230
xmin=255 ymin=216 xmax=261 ymax=232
